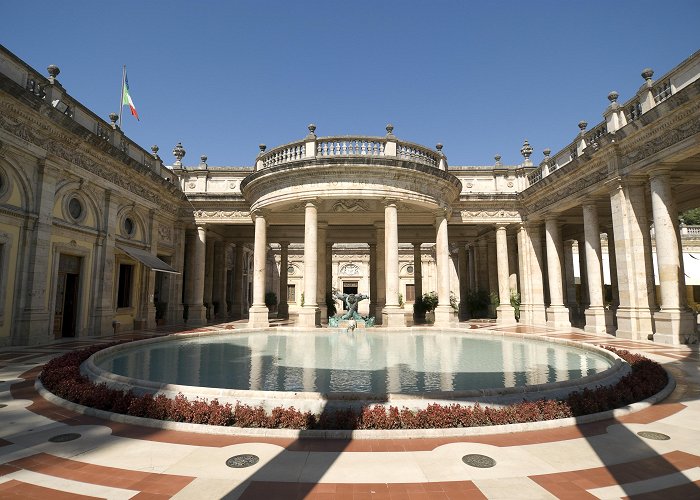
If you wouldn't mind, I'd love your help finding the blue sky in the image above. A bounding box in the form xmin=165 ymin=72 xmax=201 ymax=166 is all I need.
xmin=3 ymin=1 xmax=699 ymax=167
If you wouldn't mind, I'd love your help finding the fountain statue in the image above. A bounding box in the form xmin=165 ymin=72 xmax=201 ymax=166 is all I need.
xmin=328 ymin=291 xmax=375 ymax=328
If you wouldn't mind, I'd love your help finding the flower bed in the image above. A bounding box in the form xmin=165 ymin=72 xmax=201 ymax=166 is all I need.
xmin=39 ymin=343 xmax=668 ymax=430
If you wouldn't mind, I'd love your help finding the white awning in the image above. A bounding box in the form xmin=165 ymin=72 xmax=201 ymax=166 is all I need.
xmin=117 ymin=245 xmax=179 ymax=274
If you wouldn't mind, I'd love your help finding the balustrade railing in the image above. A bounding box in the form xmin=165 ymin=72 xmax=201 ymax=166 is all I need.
xmin=653 ymin=80 xmax=672 ymax=103
xmin=263 ymin=144 xmax=306 ymax=168
xmin=258 ymin=135 xmax=442 ymax=169
xmin=317 ymin=138 xmax=385 ymax=157
xmin=526 ymin=50 xmax=700 ymax=188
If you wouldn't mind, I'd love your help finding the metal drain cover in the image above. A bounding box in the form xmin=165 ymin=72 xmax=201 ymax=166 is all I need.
xmin=637 ymin=431 xmax=670 ymax=441
xmin=462 ymin=454 xmax=497 ymax=468
xmin=48 ymin=433 xmax=81 ymax=443
xmin=226 ymin=454 xmax=260 ymax=468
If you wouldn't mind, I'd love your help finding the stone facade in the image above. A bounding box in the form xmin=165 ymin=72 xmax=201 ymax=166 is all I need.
xmin=1 ymin=45 xmax=699 ymax=345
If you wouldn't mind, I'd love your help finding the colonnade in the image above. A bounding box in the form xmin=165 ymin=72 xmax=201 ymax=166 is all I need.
xmin=179 ymin=170 xmax=694 ymax=344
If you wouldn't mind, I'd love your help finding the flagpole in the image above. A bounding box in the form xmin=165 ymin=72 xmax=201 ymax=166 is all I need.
xmin=118 ymin=65 xmax=126 ymax=128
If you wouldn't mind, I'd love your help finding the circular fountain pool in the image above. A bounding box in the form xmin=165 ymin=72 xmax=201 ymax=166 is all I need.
xmin=83 ymin=328 xmax=626 ymax=413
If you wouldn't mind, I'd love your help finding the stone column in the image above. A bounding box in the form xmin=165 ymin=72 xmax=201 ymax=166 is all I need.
xmin=468 ymin=245 xmax=477 ymax=292
xmin=383 ymin=201 xmax=405 ymax=326
xmin=544 ymin=217 xmax=570 ymax=327
xmin=413 ymin=242 xmax=425 ymax=322
xmin=606 ymin=230 xmax=619 ymax=309
xmin=232 ymin=243 xmax=245 ymax=319
xmin=507 ymin=234 xmax=519 ymax=295
xmin=369 ymin=243 xmax=378 ymax=319
xmin=476 ymin=239 xmax=489 ymax=292
xmin=13 ymin=160 xmax=58 ymax=344
xmin=212 ymin=240 xmax=227 ymax=319
xmin=434 ymin=211 xmax=453 ymax=326
xmin=519 ymin=223 xmax=546 ymax=325
xmin=166 ymin=224 xmax=186 ymax=324
xmin=609 ymin=180 xmax=655 ymax=340
xmin=649 ymin=169 xmax=695 ymax=343
xmin=188 ymin=224 xmax=208 ymax=325
xmin=582 ymin=203 xmax=607 ymax=333
xmin=278 ymin=242 xmax=289 ymax=319
xmin=374 ymin=225 xmax=386 ymax=323
xmin=92 ymin=188 xmax=119 ymax=334
xmin=457 ymin=244 xmax=468 ymax=320
xmin=563 ymin=240 xmax=578 ymax=322
xmin=248 ymin=212 xmax=269 ymax=327
xmin=487 ymin=234 xmax=498 ymax=299
xmin=495 ymin=225 xmax=516 ymax=324
xmin=317 ymin=222 xmax=328 ymax=322
xmin=299 ymin=202 xmax=320 ymax=326
xmin=203 ymin=235 xmax=215 ymax=320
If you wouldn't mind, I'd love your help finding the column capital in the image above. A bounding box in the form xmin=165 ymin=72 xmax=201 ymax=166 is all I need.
xmin=494 ymin=223 xmax=509 ymax=231
xmin=251 ymin=209 xmax=268 ymax=221
xmin=647 ymin=165 xmax=673 ymax=179
xmin=383 ymin=198 xmax=398 ymax=208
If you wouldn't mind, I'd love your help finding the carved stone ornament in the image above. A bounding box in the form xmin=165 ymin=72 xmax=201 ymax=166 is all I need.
xmin=193 ymin=210 xmax=251 ymax=219
xmin=460 ymin=209 xmax=520 ymax=219
xmin=332 ymin=200 xmax=369 ymax=212
xmin=0 ymin=100 xmax=182 ymax=213
xmin=340 ymin=263 xmax=360 ymax=275
xmin=157 ymin=224 xmax=172 ymax=242
xmin=621 ymin=115 xmax=700 ymax=168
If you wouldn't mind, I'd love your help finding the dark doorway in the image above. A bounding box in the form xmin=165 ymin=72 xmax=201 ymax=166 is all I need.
xmin=53 ymin=254 xmax=81 ymax=338
xmin=342 ymin=281 xmax=358 ymax=310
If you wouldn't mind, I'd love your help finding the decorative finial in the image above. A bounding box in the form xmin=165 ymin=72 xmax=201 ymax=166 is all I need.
xmin=520 ymin=140 xmax=533 ymax=160
xmin=543 ymin=148 xmax=551 ymax=157
xmin=578 ymin=121 xmax=588 ymax=131
xmin=494 ymin=154 xmax=502 ymax=166
xmin=305 ymin=123 xmax=317 ymax=140
xmin=151 ymin=145 xmax=159 ymax=158
xmin=435 ymin=143 xmax=443 ymax=151
xmin=200 ymin=154 xmax=207 ymax=164
xmin=259 ymin=144 xmax=266 ymax=152
xmin=385 ymin=123 xmax=395 ymax=138
xmin=108 ymin=112 xmax=118 ymax=124
xmin=172 ymin=142 xmax=186 ymax=166
xmin=608 ymin=91 xmax=619 ymax=103
xmin=641 ymin=68 xmax=654 ymax=81
xmin=47 ymin=64 xmax=60 ymax=79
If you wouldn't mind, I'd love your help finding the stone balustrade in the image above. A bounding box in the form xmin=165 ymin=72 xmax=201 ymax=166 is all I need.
xmin=526 ymin=49 xmax=700 ymax=187
xmin=0 ymin=46 xmax=178 ymax=184
xmin=257 ymin=126 xmax=445 ymax=171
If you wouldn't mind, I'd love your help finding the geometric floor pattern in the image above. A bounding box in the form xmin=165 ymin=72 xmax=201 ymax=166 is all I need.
xmin=1 ymin=319 xmax=699 ymax=499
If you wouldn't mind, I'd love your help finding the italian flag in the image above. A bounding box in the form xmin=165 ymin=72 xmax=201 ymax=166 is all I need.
xmin=122 ymin=73 xmax=139 ymax=121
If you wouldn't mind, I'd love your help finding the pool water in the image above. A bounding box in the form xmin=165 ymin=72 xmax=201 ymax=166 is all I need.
xmin=97 ymin=330 xmax=612 ymax=395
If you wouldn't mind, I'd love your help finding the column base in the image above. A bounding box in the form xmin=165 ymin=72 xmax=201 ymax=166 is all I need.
xmin=318 ymin=304 xmax=328 ymax=324
xmin=382 ymin=306 xmax=406 ymax=327
xmin=248 ymin=305 xmax=270 ymax=328
xmin=615 ymin=307 xmax=654 ymax=341
xmin=277 ymin=303 xmax=289 ymax=319
xmin=434 ymin=305 xmax=457 ymax=327
xmin=653 ymin=309 xmax=697 ymax=345
xmin=520 ymin=305 xmax=546 ymax=326
xmin=497 ymin=305 xmax=518 ymax=325
xmin=373 ymin=306 xmax=384 ymax=325
xmin=186 ymin=304 xmax=207 ymax=326
xmin=545 ymin=305 xmax=570 ymax=328
xmin=584 ymin=306 xmax=608 ymax=334
xmin=297 ymin=306 xmax=320 ymax=327
xmin=13 ymin=312 xmax=52 ymax=346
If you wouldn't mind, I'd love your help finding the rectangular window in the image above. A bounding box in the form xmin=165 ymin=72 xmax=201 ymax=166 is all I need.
xmin=117 ymin=263 xmax=133 ymax=308
xmin=287 ymin=284 xmax=296 ymax=303
xmin=405 ymin=283 xmax=415 ymax=302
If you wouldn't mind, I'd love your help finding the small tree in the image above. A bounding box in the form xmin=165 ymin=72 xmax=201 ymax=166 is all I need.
xmin=421 ymin=291 xmax=439 ymax=312
xmin=264 ymin=292 xmax=277 ymax=310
